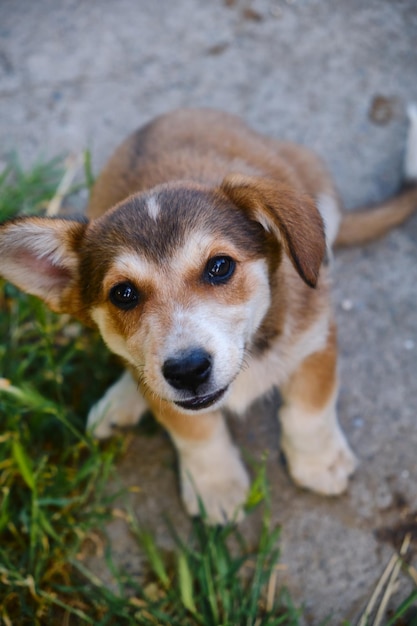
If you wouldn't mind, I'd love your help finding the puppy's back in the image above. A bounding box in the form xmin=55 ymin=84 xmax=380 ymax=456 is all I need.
xmin=87 ymin=109 xmax=323 ymax=219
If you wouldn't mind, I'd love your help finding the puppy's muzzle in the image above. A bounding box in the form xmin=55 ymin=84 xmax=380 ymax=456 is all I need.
xmin=162 ymin=348 xmax=212 ymax=395
xmin=162 ymin=348 xmax=227 ymax=411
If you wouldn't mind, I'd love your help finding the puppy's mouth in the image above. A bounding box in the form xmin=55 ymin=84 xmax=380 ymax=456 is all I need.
xmin=174 ymin=387 xmax=228 ymax=411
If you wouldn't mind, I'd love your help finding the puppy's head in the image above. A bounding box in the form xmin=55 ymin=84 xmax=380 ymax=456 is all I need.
xmin=0 ymin=176 xmax=325 ymax=413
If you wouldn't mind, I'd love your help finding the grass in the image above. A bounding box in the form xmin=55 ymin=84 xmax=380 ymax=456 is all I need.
xmin=0 ymin=156 xmax=416 ymax=625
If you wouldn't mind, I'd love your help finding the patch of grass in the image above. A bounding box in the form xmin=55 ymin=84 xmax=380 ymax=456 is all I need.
xmin=0 ymin=158 xmax=126 ymax=623
xmin=122 ymin=507 xmax=301 ymax=625
xmin=0 ymin=155 xmax=65 ymax=221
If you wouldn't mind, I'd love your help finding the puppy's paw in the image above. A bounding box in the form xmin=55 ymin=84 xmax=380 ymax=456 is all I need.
xmin=87 ymin=398 xmax=139 ymax=439
xmin=283 ymin=435 xmax=357 ymax=496
xmin=180 ymin=456 xmax=250 ymax=524
xmin=87 ymin=372 xmax=147 ymax=439
xmin=171 ymin=418 xmax=249 ymax=524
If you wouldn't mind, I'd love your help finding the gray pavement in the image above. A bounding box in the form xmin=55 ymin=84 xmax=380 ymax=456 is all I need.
xmin=1 ymin=0 xmax=416 ymax=622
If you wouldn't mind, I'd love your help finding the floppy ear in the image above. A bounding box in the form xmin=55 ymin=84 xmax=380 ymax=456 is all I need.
xmin=0 ymin=216 xmax=87 ymax=313
xmin=220 ymin=174 xmax=326 ymax=288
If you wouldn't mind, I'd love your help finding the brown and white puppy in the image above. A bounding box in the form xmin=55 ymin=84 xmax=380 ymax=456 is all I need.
xmin=1 ymin=107 xmax=417 ymax=523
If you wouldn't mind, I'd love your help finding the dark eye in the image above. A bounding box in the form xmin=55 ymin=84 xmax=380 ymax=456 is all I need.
xmin=109 ymin=282 xmax=139 ymax=310
xmin=204 ymin=256 xmax=236 ymax=284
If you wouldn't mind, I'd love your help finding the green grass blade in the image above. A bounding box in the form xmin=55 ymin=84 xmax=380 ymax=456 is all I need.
xmin=129 ymin=519 xmax=170 ymax=590
xmin=11 ymin=439 xmax=35 ymax=491
xmin=385 ymin=589 xmax=417 ymax=626
xmin=177 ymin=551 xmax=199 ymax=618
xmin=83 ymin=149 xmax=95 ymax=191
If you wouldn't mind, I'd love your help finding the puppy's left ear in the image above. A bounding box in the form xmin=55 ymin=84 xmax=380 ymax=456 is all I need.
xmin=0 ymin=216 xmax=87 ymax=314
xmin=220 ymin=174 xmax=326 ymax=288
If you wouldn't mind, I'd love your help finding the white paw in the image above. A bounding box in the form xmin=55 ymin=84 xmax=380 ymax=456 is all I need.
xmin=180 ymin=457 xmax=250 ymax=524
xmin=87 ymin=371 xmax=147 ymax=439
xmin=172 ymin=419 xmax=249 ymax=524
xmin=87 ymin=398 xmax=140 ymax=439
xmin=283 ymin=434 xmax=357 ymax=495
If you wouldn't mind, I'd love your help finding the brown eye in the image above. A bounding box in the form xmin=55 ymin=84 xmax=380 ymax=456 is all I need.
xmin=204 ymin=256 xmax=235 ymax=284
xmin=109 ymin=282 xmax=139 ymax=310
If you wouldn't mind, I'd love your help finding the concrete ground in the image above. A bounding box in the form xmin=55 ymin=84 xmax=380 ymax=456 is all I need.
xmin=1 ymin=0 xmax=416 ymax=622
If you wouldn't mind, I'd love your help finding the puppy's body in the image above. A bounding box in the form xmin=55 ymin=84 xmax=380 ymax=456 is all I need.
xmin=1 ymin=108 xmax=417 ymax=523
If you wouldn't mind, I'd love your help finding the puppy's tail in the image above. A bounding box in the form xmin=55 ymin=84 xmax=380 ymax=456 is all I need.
xmin=334 ymin=105 xmax=417 ymax=248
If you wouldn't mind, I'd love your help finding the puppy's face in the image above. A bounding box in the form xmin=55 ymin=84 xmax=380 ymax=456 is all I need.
xmin=84 ymin=184 xmax=271 ymax=412
xmin=0 ymin=175 xmax=325 ymax=415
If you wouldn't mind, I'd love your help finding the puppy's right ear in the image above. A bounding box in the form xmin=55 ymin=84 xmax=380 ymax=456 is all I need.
xmin=220 ymin=174 xmax=325 ymax=288
xmin=0 ymin=216 xmax=87 ymax=314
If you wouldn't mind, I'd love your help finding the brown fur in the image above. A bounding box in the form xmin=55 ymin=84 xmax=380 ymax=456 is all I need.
xmin=335 ymin=185 xmax=417 ymax=246
xmin=143 ymin=392 xmax=221 ymax=441
xmin=281 ymin=323 xmax=338 ymax=413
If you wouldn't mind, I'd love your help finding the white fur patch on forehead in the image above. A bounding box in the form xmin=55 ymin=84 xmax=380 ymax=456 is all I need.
xmin=145 ymin=195 xmax=161 ymax=221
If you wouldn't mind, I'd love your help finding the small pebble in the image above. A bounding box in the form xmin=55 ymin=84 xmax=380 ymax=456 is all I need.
xmin=341 ymin=299 xmax=353 ymax=311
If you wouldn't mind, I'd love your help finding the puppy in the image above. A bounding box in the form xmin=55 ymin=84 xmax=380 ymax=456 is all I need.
xmin=1 ymin=108 xmax=417 ymax=524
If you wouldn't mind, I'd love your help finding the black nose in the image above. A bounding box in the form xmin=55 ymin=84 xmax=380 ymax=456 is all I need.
xmin=162 ymin=349 xmax=212 ymax=393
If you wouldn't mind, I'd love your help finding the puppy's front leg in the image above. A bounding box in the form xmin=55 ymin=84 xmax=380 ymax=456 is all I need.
xmin=87 ymin=370 xmax=148 ymax=439
xmin=279 ymin=326 xmax=357 ymax=495
xmin=146 ymin=397 xmax=249 ymax=524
